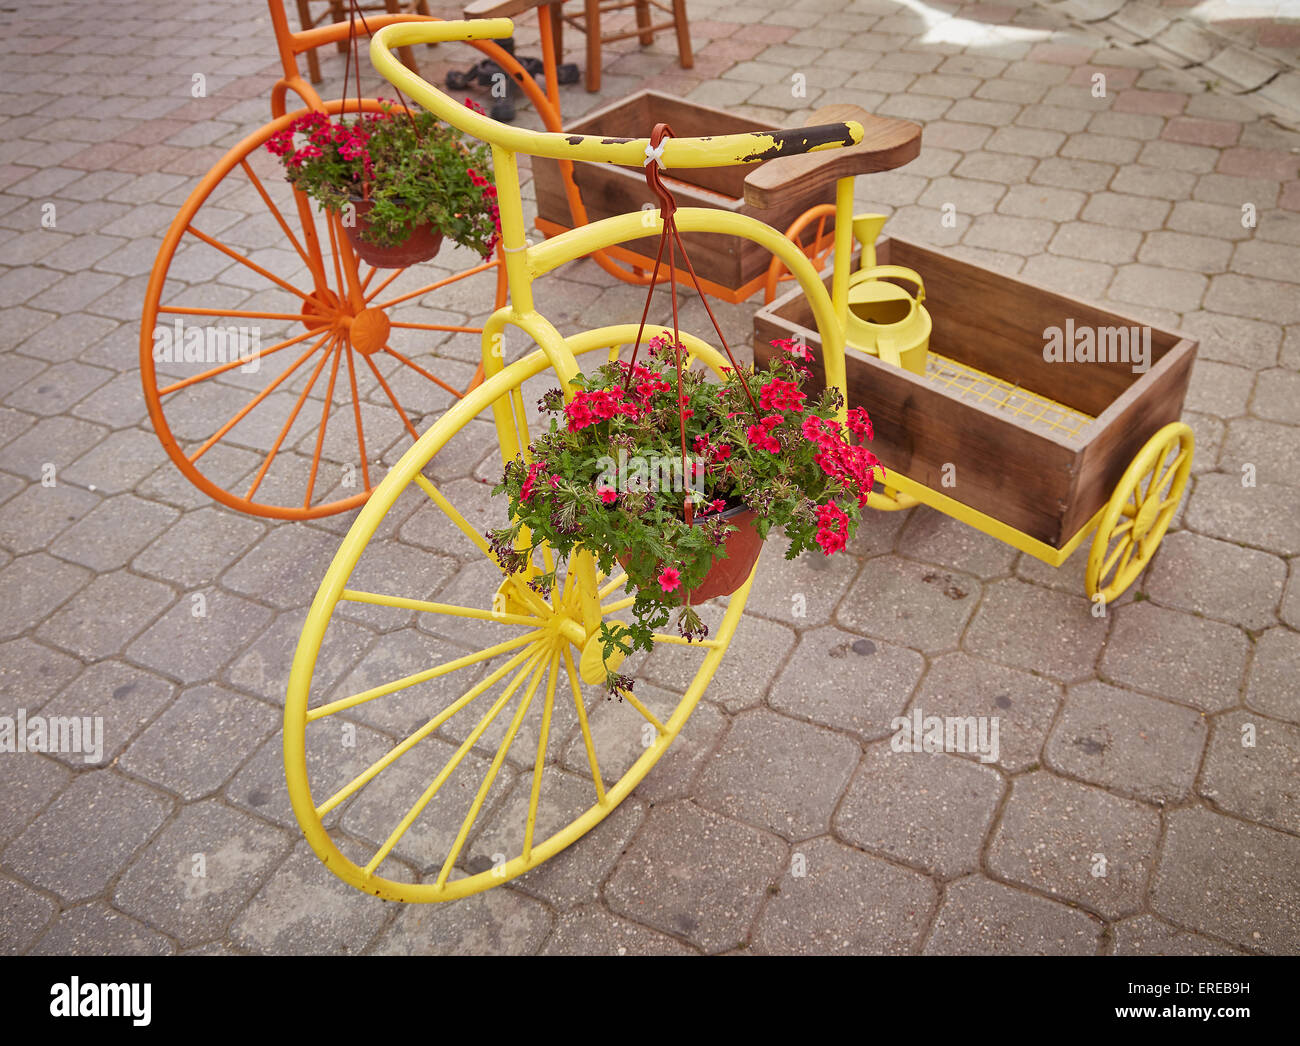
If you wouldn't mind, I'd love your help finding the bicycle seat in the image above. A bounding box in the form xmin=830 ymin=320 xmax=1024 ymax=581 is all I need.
xmin=743 ymin=105 xmax=921 ymax=209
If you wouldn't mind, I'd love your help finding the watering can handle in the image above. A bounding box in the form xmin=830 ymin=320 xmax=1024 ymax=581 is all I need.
xmin=857 ymin=264 xmax=925 ymax=303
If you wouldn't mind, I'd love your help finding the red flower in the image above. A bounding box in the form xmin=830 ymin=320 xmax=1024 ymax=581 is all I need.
xmin=658 ymin=566 xmax=682 ymax=593
xmin=759 ymin=377 xmax=806 ymax=413
xmin=746 ymin=424 xmax=780 ymax=454
xmin=814 ymin=501 xmax=849 ymax=555
xmin=847 ymin=406 xmax=874 ymax=441
xmin=596 ymin=485 xmax=618 ymax=505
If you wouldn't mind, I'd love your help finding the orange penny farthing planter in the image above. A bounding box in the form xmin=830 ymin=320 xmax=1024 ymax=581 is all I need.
xmin=140 ymin=2 xmax=568 ymax=519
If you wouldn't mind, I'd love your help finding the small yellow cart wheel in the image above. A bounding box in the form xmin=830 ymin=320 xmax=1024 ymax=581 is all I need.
xmin=286 ymin=325 xmax=754 ymax=902
xmin=1086 ymin=422 xmax=1193 ymax=603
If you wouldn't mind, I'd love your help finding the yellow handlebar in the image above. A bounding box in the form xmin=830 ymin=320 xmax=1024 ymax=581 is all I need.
xmin=370 ymin=19 xmax=864 ymax=168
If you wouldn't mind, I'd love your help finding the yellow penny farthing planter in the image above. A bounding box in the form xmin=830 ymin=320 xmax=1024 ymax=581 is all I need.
xmin=285 ymin=18 xmax=912 ymax=902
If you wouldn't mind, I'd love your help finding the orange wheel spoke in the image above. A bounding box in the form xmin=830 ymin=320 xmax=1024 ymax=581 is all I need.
xmin=372 ymin=260 xmax=497 ymax=309
xmin=245 ymin=336 xmax=338 ymax=499
xmin=360 ymin=263 xmax=378 ymax=293
xmin=362 ymin=265 xmax=406 ymax=304
xmin=362 ymin=351 xmax=419 ymax=440
xmin=303 ymin=337 xmax=345 ymax=508
xmin=188 ymin=330 xmax=330 ymax=463
xmin=343 ymin=342 xmax=371 ymax=491
xmin=158 ymin=325 xmax=320 ymax=396
xmin=239 ymin=158 xmax=312 ymax=269
xmin=325 ymin=210 xmax=350 ymax=308
xmin=389 ymin=321 xmax=483 ymax=334
xmin=185 ymin=223 xmax=310 ymax=302
xmin=158 ymin=306 xmax=311 ymax=323
xmin=383 ymin=346 xmax=463 ymax=398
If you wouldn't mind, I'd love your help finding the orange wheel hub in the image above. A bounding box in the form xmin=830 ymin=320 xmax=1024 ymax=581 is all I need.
xmin=349 ymin=308 xmax=391 ymax=356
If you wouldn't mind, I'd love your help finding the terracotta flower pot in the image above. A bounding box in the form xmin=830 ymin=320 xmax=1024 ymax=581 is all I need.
xmin=619 ymin=504 xmax=763 ymax=605
xmin=345 ymin=197 xmax=443 ymax=269
xmin=686 ymin=506 xmax=763 ymax=603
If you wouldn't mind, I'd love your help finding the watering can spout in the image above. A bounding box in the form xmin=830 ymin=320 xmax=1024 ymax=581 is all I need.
xmin=852 ymin=213 xmax=888 ymax=271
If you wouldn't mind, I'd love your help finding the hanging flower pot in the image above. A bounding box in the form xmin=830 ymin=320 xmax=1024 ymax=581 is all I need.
xmin=488 ymin=335 xmax=883 ymax=693
xmin=345 ymin=197 xmax=443 ymax=269
xmin=265 ymin=103 xmax=502 ymax=268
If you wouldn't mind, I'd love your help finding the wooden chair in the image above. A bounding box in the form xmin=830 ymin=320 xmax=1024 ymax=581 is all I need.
xmin=293 ymin=0 xmax=433 ymax=84
xmin=464 ymin=0 xmax=692 ymax=92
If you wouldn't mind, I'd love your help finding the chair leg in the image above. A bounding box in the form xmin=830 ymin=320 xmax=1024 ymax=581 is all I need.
xmin=331 ymin=0 xmax=348 ymax=54
xmin=672 ymin=0 xmax=693 ymax=69
xmin=549 ymin=1 xmax=564 ymax=59
xmin=634 ymin=0 xmax=653 ymax=46
xmin=295 ymin=0 xmax=324 ymax=83
xmin=584 ymin=0 xmax=601 ymax=92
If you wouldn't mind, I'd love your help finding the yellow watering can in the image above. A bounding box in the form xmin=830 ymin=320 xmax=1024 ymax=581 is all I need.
xmin=844 ymin=213 xmax=931 ymax=375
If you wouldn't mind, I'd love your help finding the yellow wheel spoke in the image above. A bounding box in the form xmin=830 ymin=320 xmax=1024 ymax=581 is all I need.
xmin=431 ymin=651 xmax=551 ymax=886
xmin=650 ymin=632 xmax=722 ymax=649
xmin=412 ymin=473 xmax=493 ymax=557
xmin=1151 ymin=449 xmax=1187 ymax=499
xmin=601 ymin=595 xmax=636 ymax=615
xmin=563 ymin=646 xmax=606 ymax=805
xmin=1117 ymin=536 xmax=1138 ymax=579
xmin=306 ymin=629 xmax=545 ymax=722
xmin=1099 ymin=533 xmax=1132 ymax=581
xmin=364 ymin=645 xmax=547 ymax=877
xmin=316 ymin=642 xmax=542 ymax=816
xmin=522 ymin=650 xmax=561 ymax=860
xmin=1109 ymin=518 xmax=1135 ymax=538
xmin=617 ymin=685 xmax=667 ymax=736
xmin=340 ymin=588 xmax=540 ymax=626
xmin=598 ymin=572 xmax=628 ymax=600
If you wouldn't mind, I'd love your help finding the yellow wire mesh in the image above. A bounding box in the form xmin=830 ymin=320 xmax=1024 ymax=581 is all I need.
xmin=924 ymin=351 xmax=1094 ymax=441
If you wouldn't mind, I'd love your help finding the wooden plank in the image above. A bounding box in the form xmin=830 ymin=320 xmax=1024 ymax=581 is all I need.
xmin=883 ymin=239 xmax=1183 ymax=418
xmin=742 ymin=104 xmax=921 ymax=210
xmin=755 ymin=310 xmax=1081 ymax=546
xmin=1059 ymin=336 xmax=1197 ymax=541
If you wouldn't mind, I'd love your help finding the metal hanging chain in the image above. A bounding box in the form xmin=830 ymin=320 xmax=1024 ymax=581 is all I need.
xmin=625 ymin=124 xmax=761 ymax=522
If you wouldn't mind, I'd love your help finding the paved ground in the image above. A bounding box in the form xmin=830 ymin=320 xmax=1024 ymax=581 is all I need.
xmin=1 ymin=0 xmax=1299 ymax=956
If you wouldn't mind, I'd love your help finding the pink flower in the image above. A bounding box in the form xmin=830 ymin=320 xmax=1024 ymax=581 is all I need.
xmin=597 ymin=485 xmax=618 ymax=505
xmin=746 ymin=424 xmax=780 ymax=454
xmin=759 ymin=377 xmax=806 ymax=413
xmin=658 ymin=567 xmax=682 ymax=593
xmin=814 ymin=501 xmax=849 ymax=556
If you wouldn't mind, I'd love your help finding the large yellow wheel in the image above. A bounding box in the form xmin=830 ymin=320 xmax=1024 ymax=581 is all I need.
xmin=285 ymin=325 xmax=754 ymax=902
xmin=1086 ymin=422 xmax=1193 ymax=602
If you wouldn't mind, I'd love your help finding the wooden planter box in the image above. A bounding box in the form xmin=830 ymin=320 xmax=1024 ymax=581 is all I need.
xmin=754 ymin=238 xmax=1198 ymax=549
xmin=533 ymin=91 xmax=836 ymax=297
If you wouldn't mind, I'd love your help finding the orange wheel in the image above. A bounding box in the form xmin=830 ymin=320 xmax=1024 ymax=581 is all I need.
xmin=140 ymin=97 xmax=508 ymax=520
xmin=762 ymin=203 xmax=837 ymax=304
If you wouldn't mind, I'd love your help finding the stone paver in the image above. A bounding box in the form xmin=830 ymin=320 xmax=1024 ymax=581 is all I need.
xmin=3 ymin=770 xmax=170 ymax=902
xmin=1044 ymin=681 xmax=1207 ymax=803
xmin=923 ymin=875 xmax=1102 ymax=955
xmin=1 ymin=0 xmax=1297 ymax=957
xmin=694 ymin=708 xmax=860 ymax=840
xmin=835 ymin=745 xmax=1004 ymax=878
xmin=987 ymin=771 xmax=1161 ymax=919
xmin=752 ymin=835 xmax=936 ymax=954
xmin=1151 ymin=807 xmax=1300 ymax=953
xmin=605 ymin=801 xmax=785 ymax=953
xmin=1099 ymin=601 xmax=1249 ymax=711
xmin=1199 ymin=710 xmax=1300 ymax=835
